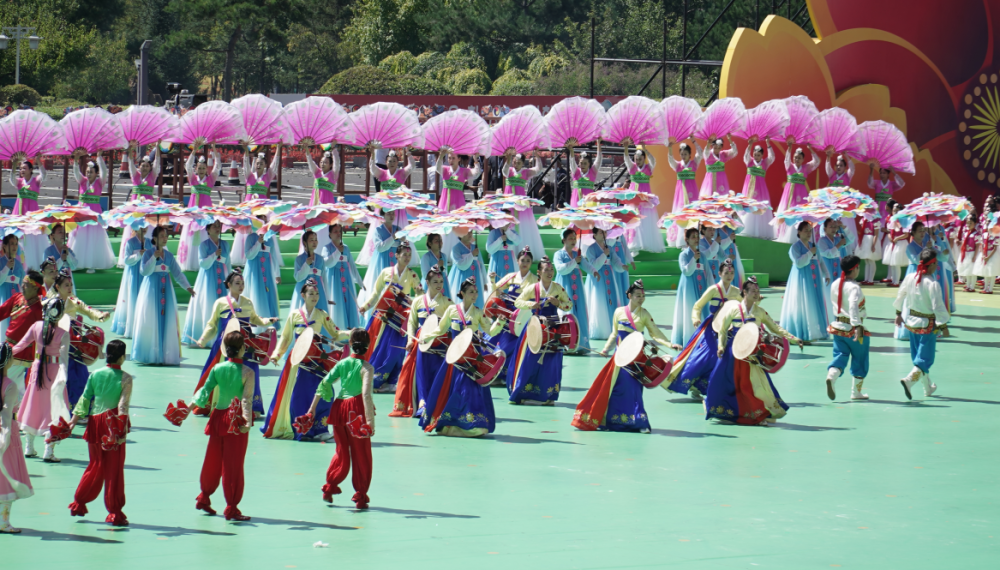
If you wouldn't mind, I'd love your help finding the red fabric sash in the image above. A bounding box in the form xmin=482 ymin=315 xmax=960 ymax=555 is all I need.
xmin=572 ymin=358 xmax=618 ymax=431
xmin=423 ymin=365 xmax=455 ymax=432
xmin=390 ymin=348 xmax=418 ymax=417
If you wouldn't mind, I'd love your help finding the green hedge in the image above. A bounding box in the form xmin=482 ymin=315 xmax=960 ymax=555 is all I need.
xmin=1 ymin=85 xmax=42 ymax=107
xmin=317 ymin=65 xmax=451 ymax=95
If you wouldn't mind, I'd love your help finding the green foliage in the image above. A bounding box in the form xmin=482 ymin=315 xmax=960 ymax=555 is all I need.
xmin=408 ymin=52 xmax=446 ymax=78
xmin=527 ymin=54 xmax=569 ymax=79
xmin=448 ymin=69 xmax=492 ymax=95
xmin=51 ymin=33 xmax=134 ymax=104
xmin=318 ymin=65 xmax=450 ymax=95
xmin=0 ymin=84 xmax=42 ymax=106
xmin=489 ymin=68 xmax=533 ymax=96
xmin=379 ymin=51 xmax=417 ymax=75
xmin=343 ymin=0 xmax=428 ymax=66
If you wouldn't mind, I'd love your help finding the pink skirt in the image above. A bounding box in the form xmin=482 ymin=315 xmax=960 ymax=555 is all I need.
xmin=17 ymin=362 xmax=69 ymax=436
xmin=0 ymin=419 xmax=34 ymax=501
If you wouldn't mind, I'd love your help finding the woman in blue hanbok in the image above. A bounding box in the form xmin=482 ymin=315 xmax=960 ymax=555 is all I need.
xmin=110 ymin=230 xmax=149 ymax=338
xmin=291 ymin=230 xmax=329 ymax=313
xmin=671 ymin=228 xmax=710 ymax=347
xmin=182 ymin=221 xmax=230 ymax=346
xmin=699 ymin=226 xmax=721 ymax=284
xmin=420 ymin=277 xmax=498 ymax=436
xmin=191 ymin=270 xmax=278 ymax=417
xmin=608 ymin=236 xmax=633 ymax=307
xmin=261 ymin=279 xmax=348 ymax=440
xmin=448 ymin=232 xmax=486 ymax=308
xmin=716 ymin=225 xmax=744 ymax=287
xmin=779 ymin=222 xmax=831 ymax=342
xmin=584 ymin=228 xmax=622 ymax=341
xmin=572 ymin=280 xmax=679 ymax=432
xmin=131 ymin=227 xmax=194 ymax=365
xmin=896 ymin=222 xmax=930 ymax=341
xmin=243 ymin=229 xmax=281 ymax=332
xmin=507 ymin=258 xmax=574 ymax=404
xmin=486 ymin=248 xmax=538 ymax=382
xmin=322 ymin=224 xmax=363 ymax=331
xmin=0 ymin=235 xmax=26 ymax=340
xmin=932 ymin=226 xmax=955 ymax=312
xmin=665 ymin=259 xmax=740 ymax=400
xmin=44 ymin=224 xmax=78 ymax=296
xmin=420 ymin=233 xmax=451 ymax=300
xmin=486 ymin=223 xmax=521 ymax=291
xmin=554 ymin=229 xmax=593 ymax=352
xmin=359 ymin=215 xmax=401 ymax=319
xmin=818 ymin=219 xmax=846 ymax=285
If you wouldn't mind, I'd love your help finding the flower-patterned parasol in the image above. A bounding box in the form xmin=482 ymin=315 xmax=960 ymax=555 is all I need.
xmin=890 ymin=192 xmax=974 ymax=230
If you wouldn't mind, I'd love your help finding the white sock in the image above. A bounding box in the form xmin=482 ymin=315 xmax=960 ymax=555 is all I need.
xmin=0 ymin=500 xmax=11 ymax=529
xmin=24 ymin=434 xmax=35 ymax=455
xmin=890 ymin=265 xmax=901 ymax=284
xmin=864 ymin=261 xmax=876 ymax=282
xmin=42 ymin=441 xmax=57 ymax=460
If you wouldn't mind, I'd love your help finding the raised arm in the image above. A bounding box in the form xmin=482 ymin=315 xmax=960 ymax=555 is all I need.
xmin=893 ymin=172 xmax=905 ymax=190
xmin=72 ymin=158 xmax=83 ymax=184
xmin=305 ymin=150 xmax=318 ymax=174
xmin=97 ymin=153 xmax=108 ymax=181
xmin=646 ymin=149 xmax=657 ymax=170
xmin=763 ymin=141 xmax=775 ymax=169
xmin=128 ymin=151 xmax=139 ymax=180
xmin=185 ymin=152 xmax=196 ymax=184
xmin=369 ymin=153 xmax=383 ymax=179
xmin=758 ymin=307 xmax=797 ymax=342
xmin=451 ymin=244 xmax=474 ymax=271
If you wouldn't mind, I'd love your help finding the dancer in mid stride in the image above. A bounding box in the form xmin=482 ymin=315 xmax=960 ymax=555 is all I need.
xmin=825 ymin=255 xmax=870 ymax=401
xmin=895 ymin=248 xmax=950 ymax=400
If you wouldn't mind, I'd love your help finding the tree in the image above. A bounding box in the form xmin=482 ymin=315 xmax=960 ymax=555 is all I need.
xmin=343 ymin=0 xmax=429 ymax=67
xmin=318 ymin=65 xmax=450 ymax=95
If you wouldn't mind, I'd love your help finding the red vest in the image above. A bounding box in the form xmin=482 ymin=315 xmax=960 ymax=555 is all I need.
xmin=0 ymin=293 xmax=42 ymax=361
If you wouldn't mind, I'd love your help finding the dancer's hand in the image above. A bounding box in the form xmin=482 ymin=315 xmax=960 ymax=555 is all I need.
xmin=187 ymin=287 xmax=196 ymax=297
xmin=239 ymin=426 xmax=250 ymax=433
xmin=599 ymin=349 xmax=609 ymax=357
xmin=717 ymin=347 xmax=725 ymax=358
xmin=895 ymin=315 xmax=903 ymax=327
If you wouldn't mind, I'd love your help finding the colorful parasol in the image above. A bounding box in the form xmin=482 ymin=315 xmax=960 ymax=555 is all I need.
xmin=102 ymin=201 xmax=195 ymax=230
xmin=259 ymin=205 xmax=313 ymax=241
xmin=449 ymin=204 xmax=518 ymax=228
xmin=986 ymin=211 xmax=1000 ymax=235
xmin=537 ymin=204 xmax=636 ymax=237
xmin=769 ymin=203 xmax=847 ymax=230
xmin=689 ymin=193 xmax=773 ymax=216
xmin=658 ymin=208 xmax=744 ymax=230
xmin=582 ymin=187 xmax=660 ymax=209
xmin=890 ymin=192 xmax=974 ymax=230
xmin=0 ymin=213 xmax=47 ymax=236
xmin=807 ymin=187 xmax=878 ymax=220
xmin=236 ymin=198 xmax=296 ymax=217
xmin=304 ymin=203 xmax=382 ymax=230
xmin=28 ymin=204 xmax=103 ymax=233
xmin=184 ymin=205 xmax=261 ymax=233
xmin=471 ymin=195 xmax=544 ymax=212
xmin=361 ymin=187 xmax=438 ymax=217
xmin=395 ymin=213 xmax=491 ymax=241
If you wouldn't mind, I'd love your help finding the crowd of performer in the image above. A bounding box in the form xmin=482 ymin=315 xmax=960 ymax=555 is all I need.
xmin=0 ymin=141 xmax=981 ymax=533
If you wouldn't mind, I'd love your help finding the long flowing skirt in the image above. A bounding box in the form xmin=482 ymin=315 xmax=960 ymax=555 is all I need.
xmin=488 ymin=249 xmax=517 ymax=285
xmin=244 ymin=255 xmax=281 ymax=333
xmin=23 ymin=234 xmax=48 ymax=270
xmin=517 ymin=209 xmax=545 ymax=260
xmin=364 ymin=313 xmax=407 ymax=390
xmin=507 ymin=331 xmax=563 ymax=404
xmin=18 ymin=361 xmax=70 ymax=436
xmin=490 ymin=328 xmax=519 ymax=381
xmin=68 ymin=225 xmax=116 ymax=270
xmin=667 ymin=181 xmax=698 ymax=247
xmin=131 ymin=277 xmax=182 ymax=365
xmin=671 ymin=272 xmax=708 ymax=347
xmin=665 ymin=317 xmax=718 ymax=395
xmin=419 ymin=365 xmax=495 ymax=437
xmin=628 ymin=204 xmax=665 ymax=253
xmin=117 ymin=226 xmax=152 ymax=268
xmin=182 ymin=268 xmax=226 ymax=346
xmin=111 ymin=264 xmax=143 ymax=337
xmin=176 ymin=225 xmax=205 ymax=272
xmin=189 ymin=319 xmax=265 ymax=416
xmin=230 ymin=232 xmax=248 ymax=266
xmin=584 ymin=268 xmax=617 ymax=340
xmin=66 ymin=358 xmax=90 ymax=410
xmin=572 ymin=357 xmax=650 ymax=432
xmin=556 ymin=272 xmax=590 ymax=350
xmin=775 ymin=182 xmax=809 ymax=243
xmin=261 ymin=356 xmax=331 ymax=440
xmin=0 ymin=419 xmax=34 ymax=501
xmin=327 ymin=268 xmax=361 ymax=331
xmin=705 ymin=334 xmax=787 ymax=425
xmin=780 ymin=259 xmax=831 ymax=341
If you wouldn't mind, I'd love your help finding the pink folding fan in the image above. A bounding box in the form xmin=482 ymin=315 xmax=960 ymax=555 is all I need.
xmin=422 ymin=109 xmax=491 ymax=156
xmin=858 ymin=120 xmax=915 ymax=174
xmin=175 ymin=101 xmax=247 ymax=147
xmin=0 ymin=109 xmax=67 ymax=160
xmin=232 ymin=94 xmax=292 ymax=146
xmin=783 ymin=95 xmax=821 ymax=146
xmin=117 ymin=105 xmax=179 ymax=147
xmin=284 ymin=97 xmax=354 ymax=146
xmin=695 ymin=97 xmax=747 ymax=141
xmin=604 ymin=96 xmax=663 ymax=146
xmin=814 ymin=107 xmax=863 ymax=159
xmin=349 ymin=102 xmax=422 ymax=149
xmin=60 ymin=108 xmax=127 ymax=156
xmin=659 ymin=96 xmax=703 ymax=143
xmin=734 ymin=100 xmax=789 ymax=141
xmin=490 ymin=105 xmax=547 ymax=155
xmin=545 ymin=96 xmax=607 ymax=148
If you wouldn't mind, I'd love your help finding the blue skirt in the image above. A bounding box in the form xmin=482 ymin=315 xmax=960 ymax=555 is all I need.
xmin=67 ymin=359 xmax=89 ymax=409
xmin=419 ymin=364 xmax=495 ymax=434
xmin=196 ymin=318 xmax=265 ymax=414
xmin=366 ymin=313 xmax=407 ymax=389
xmin=327 ymin=265 xmax=361 ymax=331
xmin=261 ymin=356 xmax=332 ymax=440
xmin=490 ymin=328 xmax=519 ymax=380
xmin=603 ymin=365 xmax=650 ymax=433
xmin=245 ymin=252 xmax=281 ymax=332
xmin=507 ymin=331 xmax=563 ymax=404
xmin=415 ymin=350 xmax=445 ymax=418
xmin=705 ymin=333 xmax=788 ymax=425
xmin=488 ymin=249 xmax=517 ymax=280
xmin=556 ymin=271 xmax=590 ymax=350
xmin=666 ymin=318 xmax=717 ymax=395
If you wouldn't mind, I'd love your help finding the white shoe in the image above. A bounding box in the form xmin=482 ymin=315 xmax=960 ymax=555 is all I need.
xmin=825 ymin=368 xmax=840 ymax=401
xmin=24 ymin=435 xmax=37 ymax=458
xmin=900 ymin=379 xmax=917 ymax=400
xmin=42 ymin=443 xmax=59 ymax=463
xmin=924 ymin=383 xmax=938 ymax=397
xmin=375 ymin=383 xmax=396 ymax=394
xmin=688 ymin=387 xmax=703 ymax=402
xmin=850 ymin=378 xmax=869 ymax=400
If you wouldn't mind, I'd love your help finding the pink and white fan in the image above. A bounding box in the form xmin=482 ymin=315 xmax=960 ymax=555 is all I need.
xmin=0 ymin=109 xmax=67 ymax=161
xmin=695 ymin=97 xmax=747 ymax=141
xmin=60 ymin=108 xmax=127 ymax=156
xmin=858 ymin=120 xmax=915 ymax=174
xmin=659 ymin=96 xmax=703 ymax=143
xmin=814 ymin=107 xmax=863 ymax=159
xmin=490 ymin=105 xmax=547 ymax=155
xmin=604 ymin=96 xmax=663 ymax=146
xmin=232 ymin=94 xmax=292 ymax=145
xmin=349 ymin=102 xmax=422 ymax=149
xmin=544 ymin=96 xmax=606 ymax=148
xmin=284 ymin=97 xmax=354 ymax=146
xmin=783 ymin=96 xmax=821 ymax=146
xmin=174 ymin=101 xmax=247 ymax=148
xmin=735 ymin=100 xmax=789 ymax=141
xmin=117 ymin=105 xmax=179 ymax=147
xmin=421 ymin=109 xmax=491 ymax=156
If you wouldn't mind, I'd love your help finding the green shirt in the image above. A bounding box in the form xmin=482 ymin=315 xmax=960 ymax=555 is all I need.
xmin=73 ymin=367 xmax=125 ymax=417
xmin=193 ymin=360 xmax=247 ymax=411
xmin=317 ymin=357 xmax=368 ymax=401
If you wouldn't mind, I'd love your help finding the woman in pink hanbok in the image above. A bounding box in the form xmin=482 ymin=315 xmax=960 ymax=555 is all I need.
xmin=69 ymin=154 xmax=116 ymax=271
xmin=369 ymin=147 xmax=414 ymax=191
xmin=569 ymin=141 xmax=602 ymax=207
xmin=9 ymin=157 xmax=47 ymax=269
xmin=178 ymin=148 xmax=220 ymax=271
xmin=826 ymin=151 xmax=859 ymax=244
xmin=776 ymin=145 xmax=820 ymax=243
xmin=0 ymin=343 xmax=34 ymax=533
xmin=699 ymin=135 xmax=737 ymax=198
xmin=867 ymin=164 xmax=905 ymax=221
xmin=740 ymin=137 xmax=775 ymax=239
xmin=306 ymin=148 xmax=340 ymax=206
xmin=623 ymin=142 xmax=664 ymax=253
xmin=665 ymin=138 xmax=702 ymax=248
xmin=435 ymin=147 xmax=480 ymax=212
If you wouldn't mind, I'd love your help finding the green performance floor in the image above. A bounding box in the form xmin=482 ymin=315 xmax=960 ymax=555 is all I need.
xmin=5 ymin=286 xmax=999 ymax=569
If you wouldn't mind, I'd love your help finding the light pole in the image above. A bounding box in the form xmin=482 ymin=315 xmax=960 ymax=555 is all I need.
xmin=0 ymin=27 xmax=43 ymax=85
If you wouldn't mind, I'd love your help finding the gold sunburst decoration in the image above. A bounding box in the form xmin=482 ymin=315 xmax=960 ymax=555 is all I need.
xmin=960 ymin=72 xmax=1000 ymax=188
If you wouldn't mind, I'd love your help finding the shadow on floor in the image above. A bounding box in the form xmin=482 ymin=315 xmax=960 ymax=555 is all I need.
xmin=77 ymin=519 xmax=236 ymax=537
xmin=770 ymin=422 xmax=854 ymax=432
xmin=53 ymin=458 xmax=161 ymax=471
xmin=495 ymin=417 xmax=535 ymax=423
xmin=650 ymin=428 xmax=738 ymax=439
xmin=11 ymin=528 xmax=123 ymax=544
xmin=371 ymin=441 xmax=426 ymax=448
xmin=330 ymin=505 xmax=480 ymax=519
xmin=930 ymin=395 xmax=1000 ymax=405
xmin=843 ymin=398 xmax=950 ymax=408
xmin=487 ymin=434 xmax=580 ymax=445
xmin=231 ymin=516 xmax=359 ymax=531
xmin=129 ymin=425 xmax=178 ymax=433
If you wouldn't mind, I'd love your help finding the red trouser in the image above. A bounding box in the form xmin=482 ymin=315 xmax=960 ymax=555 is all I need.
xmin=69 ymin=441 xmax=127 ymax=524
xmin=323 ymin=397 xmax=372 ymax=507
xmin=197 ymin=412 xmax=249 ymax=517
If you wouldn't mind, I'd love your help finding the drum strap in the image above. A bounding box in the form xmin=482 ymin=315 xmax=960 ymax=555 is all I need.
xmin=225 ymin=295 xmax=241 ymax=317
xmin=299 ymin=307 xmax=315 ymax=327
xmin=624 ymin=306 xmax=639 ymax=332
xmin=456 ymin=304 xmax=469 ymax=329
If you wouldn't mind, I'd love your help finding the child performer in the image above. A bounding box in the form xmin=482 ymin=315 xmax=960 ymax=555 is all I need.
xmin=498 ymin=151 xmax=544 ymax=256
xmin=825 ymin=256 xmax=870 ymax=401
xmin=740 ymin=137 xmax=775 ymax=239
xmin=118 ymin=147 xmax=159 ymax=267
xmin=882 ymin=201 xmax=910 ymax=286
xmin=243 ymin=218 xmax=282 ymax=331
xmin=51 ymin=270 xmax=109 ymax=408
xmin=776 ymin=145 xmax=820 ymax=242
xmin=291 ymin=230 xmax=328 ymax=313
xmin=554 ymin=229 xmax=594 ymax=352
xmin=14 ymin=298 xmax=69 ymax=462
xmin=69 ymin=154 xmax=116 ymax=271
xmin=706 ymin=278 xmax=803 ymax=425
xmin=304 ymin=328 xmax=376 ymax=509
xmin=931 ymin=226 xmax=955 ymax=312
xmin=183 ymin=220 xmax=230 ymax=346
xmin=973 ymin=222 xmax=998 ymax=295
xmin=110 ymin=224 xmax=150 ymax=337
xmin=0 ymin=235 xmax=26 ymax=340
xmin=420 ymin=277 xmax=499 ymax=434
xmin=0 ymin=344 xmax=33 ymax=533
xmin=856 ymin=216 xmax=881 ymax=285
xmin=671 ymin=228 xmax=709 ymax=347
xmin=358 ymin=242 xmax=421 ymax=393
xmin=780 ymin=221 xmax=832 ymax=341
xmin=448 ymin=231 xmax=486 ymax=308
xmin=666 ymin=259 xmax=740 ymax=400
xmin=67 ymin=340 xmax=131 ymax=526
xmin=420 ymin=233 xmax=451 ymax=300
xmin=484 ymin=248 xmax=537 ymax=382
xmin=507 ymin=260 xmax=574 ymax=405
xmin=569 ymin=142 xmax=601 ymax=207
xmin=192 ymin=270 xmax=278 ymax=417
xmin=323 ymin=224 xmax=364 ymax=331
xmin=10 ymin=156 xmax=48 ymax=268
xmin=178 ymin=148 xmax=220 ymax=271
xmin=699 ymin=135 xmax=737 ymax=197
xmin=572 ymin=280 xmax=679 ymax=432
xmin=622 ymin=142 xmax=664 ymax=253
xmin=486 ymin=222 xmax=521 ymax=292
xmin=957 ymin=217 xmax=979 ymax=292
xmin=666 ymin=139 xmax=702 ymax=248
xmin=131 ymin=227 xmax=195 ymax=366
xmin=584 ymin=228 xmax=622 ymax=340
xmin=261 ymin=279 xmax=347 ymax=441
xmin=391 ymin=265 xmax=451 ymax=418
xmin=868 ymin=165 xmax=905 ymax=221
xmin=370 ymin=147 xmax=414 ymax=191
xmin=895 ymin=249 xmax=950 ymax=400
